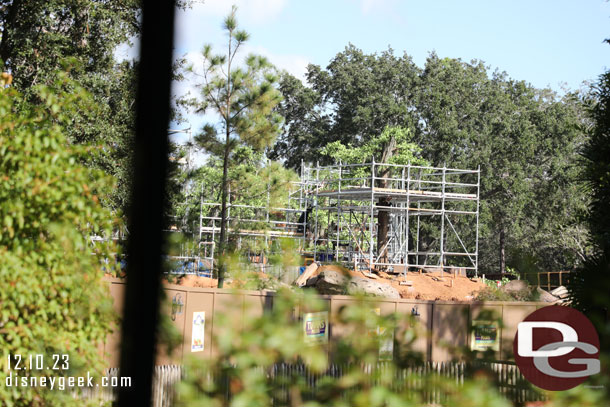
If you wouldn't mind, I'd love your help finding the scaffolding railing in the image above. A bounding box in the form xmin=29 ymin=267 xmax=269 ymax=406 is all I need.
xmin=198 ymin=160 xmax=480 ymax=278
xmin=304 ymin=160 xmax=480 ymax=278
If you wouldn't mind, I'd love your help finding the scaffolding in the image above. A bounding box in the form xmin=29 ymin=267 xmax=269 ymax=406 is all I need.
xmin=305 ymin=160 xmax=480 ymax=277
xmin=198 ymin=175 xmax=309 ymax=271
xmin=198 ymin=160 xmax=480 ymax=277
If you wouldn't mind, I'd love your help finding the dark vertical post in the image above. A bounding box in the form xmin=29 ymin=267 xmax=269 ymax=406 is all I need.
xmin=117 ymin=1 xmax=176 ymax=406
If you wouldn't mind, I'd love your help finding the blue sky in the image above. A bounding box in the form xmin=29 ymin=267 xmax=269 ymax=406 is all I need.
xmin=161 ymin=0 xmax=610 ymax=141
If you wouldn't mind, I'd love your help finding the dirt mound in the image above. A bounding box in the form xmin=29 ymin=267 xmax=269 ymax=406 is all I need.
xmin=316 ymin=264 xmax=360 ymax=277
xmin=386 ymin=272 xmax=486 ymax=301
xmin=172 ymin=274 xmax=217 ymax=288
xmin=161 ymin=266 xmax=487 ymax=302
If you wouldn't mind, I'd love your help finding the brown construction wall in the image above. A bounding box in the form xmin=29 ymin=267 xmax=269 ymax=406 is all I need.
xmin=101 ymin=278 xmax=547 ymax=366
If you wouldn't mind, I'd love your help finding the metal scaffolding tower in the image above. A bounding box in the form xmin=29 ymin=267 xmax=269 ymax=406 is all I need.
xmin=304 ymin=160 xmax=480 ymax=277
xmin=198 ymin=160 xmax=480 ymax=277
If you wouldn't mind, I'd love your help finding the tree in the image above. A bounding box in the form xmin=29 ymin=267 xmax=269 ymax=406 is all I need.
xmin=0 ymin=0 xmax=138 ymax=215
xmin=413 ymin=54 xmax=589 ymax=274
xmin=0 ymin=0 xmax=194 ymax=215
xmin=569 ymin=60 xmax=610 ymax=354
xmin=321 ymin=126 xmax=429 ymax=266
xmin=178 ymin=6 xmax=283 ymax=287
xmin=274 ymin=46 xmax=589 ymax=275
xmin=0 ymin=76 xmax=117 ymax=406
xmin=270 ymin=45 xmax=420 ymax=169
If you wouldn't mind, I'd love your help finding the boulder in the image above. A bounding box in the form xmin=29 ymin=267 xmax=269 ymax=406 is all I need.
xmin=502 ymin=279 xmax=529 ymax=293
xmin=309 ymin=268 xmax=401 ymax=299
xmin=294 ymin=262 xmax=319 ymax=286
xmin=537 ymin=287 xmax=557 ymax=303
xmin=310 ymin=268 xmax=349 ymax=295
xmin=348 ymin=276 xmax=401 ymax=299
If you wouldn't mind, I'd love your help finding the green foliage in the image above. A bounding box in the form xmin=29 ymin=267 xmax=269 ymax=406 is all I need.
xmin=475 ymin=286 xmax=538 ymax=302
xmin=274 ymin=46 xmax=589 ymax=275
xmin=569 ymin=53 xmax=610 ymax=378
xmin=0 ymin=1 xmax=143 ymax=214
xmin=176 ymin=6 xmax=284 ymax=285
xmin=271 ymin=45 xmax=420 ymax=169
xmin=320 ymin=125 xmax=428 ymax=168
xmin=0 ymin=80 xmax=117 ymax=405
xmin=175 ymin=287 xmax=515 ymax=407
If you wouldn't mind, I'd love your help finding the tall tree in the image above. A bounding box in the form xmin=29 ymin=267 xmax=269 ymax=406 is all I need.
xmin=270 ymin=45 xmax=420 ymax=168
xmin=416 ymin=55 xmax=588 ymax=274
xmin=275 ymin=46 xmax=589 ymax=275
xmin=0 ymin=1 xmax=193 ymax=214
xmin=570 ymin=56 xmax=610 ymax=352
xmin=0 ymin=0 xmax=139 ymax=213
xmin=178 ymin=6 xmax=283 ymax=287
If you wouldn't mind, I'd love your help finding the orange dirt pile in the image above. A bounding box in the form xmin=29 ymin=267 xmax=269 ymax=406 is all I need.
xmin=385 ymin=271 xmax=486 ymax=301
xmin=170 ymin=274 xmax=218 ymax=288
xmin=164 ymin=271 xmax=272 ymax=289
xmin=161 ymin=266 xmax=487 ymax=302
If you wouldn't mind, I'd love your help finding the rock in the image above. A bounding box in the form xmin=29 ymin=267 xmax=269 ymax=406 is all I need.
xmin=311 ymin=268 xmax=401 ymax=299
xmin=537 ymin=287 xmax=557 ymax=302
xmin=311 ymin=268 xmax=350 ymax=295
xmin=348 ymin=276 xmax=401 ymax=299
xmin=502 ymin=279 xmax=529 ymax=293
xmin=304 ymin=275 xmax=319 ymax=286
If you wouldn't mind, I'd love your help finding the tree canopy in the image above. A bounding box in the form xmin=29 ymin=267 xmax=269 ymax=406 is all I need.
xmin=272 ymin=46 xmax=589 ymax=274
xmin=0 ymin=0 xmax=192 ymax=214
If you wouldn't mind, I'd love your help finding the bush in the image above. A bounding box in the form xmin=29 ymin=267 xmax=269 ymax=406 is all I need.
xmin=475 ymin=286 xmax=539 ymax=302
xmin=0 ymin=76 xmax=117 ymax=406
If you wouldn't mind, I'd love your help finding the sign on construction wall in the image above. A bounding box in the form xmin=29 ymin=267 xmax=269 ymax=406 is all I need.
xmin=372 ymin=308 xmax=394 ymax=360
xmin=191 ymin=311 xmax=205 ymax=352
xmin=303 ymin=311 xmax=329 ymax=345
xmin=470 ymin=320 xmax=500 ymax=352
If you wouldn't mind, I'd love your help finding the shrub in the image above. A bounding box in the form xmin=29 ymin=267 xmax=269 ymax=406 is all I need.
xmin=0 ymin=76 xmax=117 ymax=406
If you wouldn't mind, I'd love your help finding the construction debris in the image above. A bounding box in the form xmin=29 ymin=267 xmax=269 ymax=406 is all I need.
xmin=294 ymin=262 xmax=319 ymax=286
xmin=537 ymin=287 xmax=560 ymax=303
xmin=550 ymin=285 xmax=569 ymax=299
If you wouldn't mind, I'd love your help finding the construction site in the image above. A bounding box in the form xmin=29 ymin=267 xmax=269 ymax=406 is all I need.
xmin=171 ymin=160 xmax=485 ymax=300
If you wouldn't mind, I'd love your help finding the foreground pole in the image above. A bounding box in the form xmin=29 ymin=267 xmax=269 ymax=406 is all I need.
xmin=117 ymin=1 xmax=176 ymax=405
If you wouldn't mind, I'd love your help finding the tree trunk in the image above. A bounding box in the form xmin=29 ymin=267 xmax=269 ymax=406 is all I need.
xmin=217 ymin=132 xmax=230 ymax=288
xmin=499 ymin=227 xmax=506 ymax=275
xmin=377 ymin=196 xmax=391 ymax=267
xmin=217 ymin=27 xmax=234 ymax=288
xmin=375 ymin=137 xmax=396 ymax=270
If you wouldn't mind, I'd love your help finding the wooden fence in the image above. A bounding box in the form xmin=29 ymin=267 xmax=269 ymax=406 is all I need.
xmin=80 ymin=361 xmax=544 ymax=406
xmin=102 ymin=279 xmax=549 ymax=365
xmin=523 ymin=271 xmax=572 ymax=291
